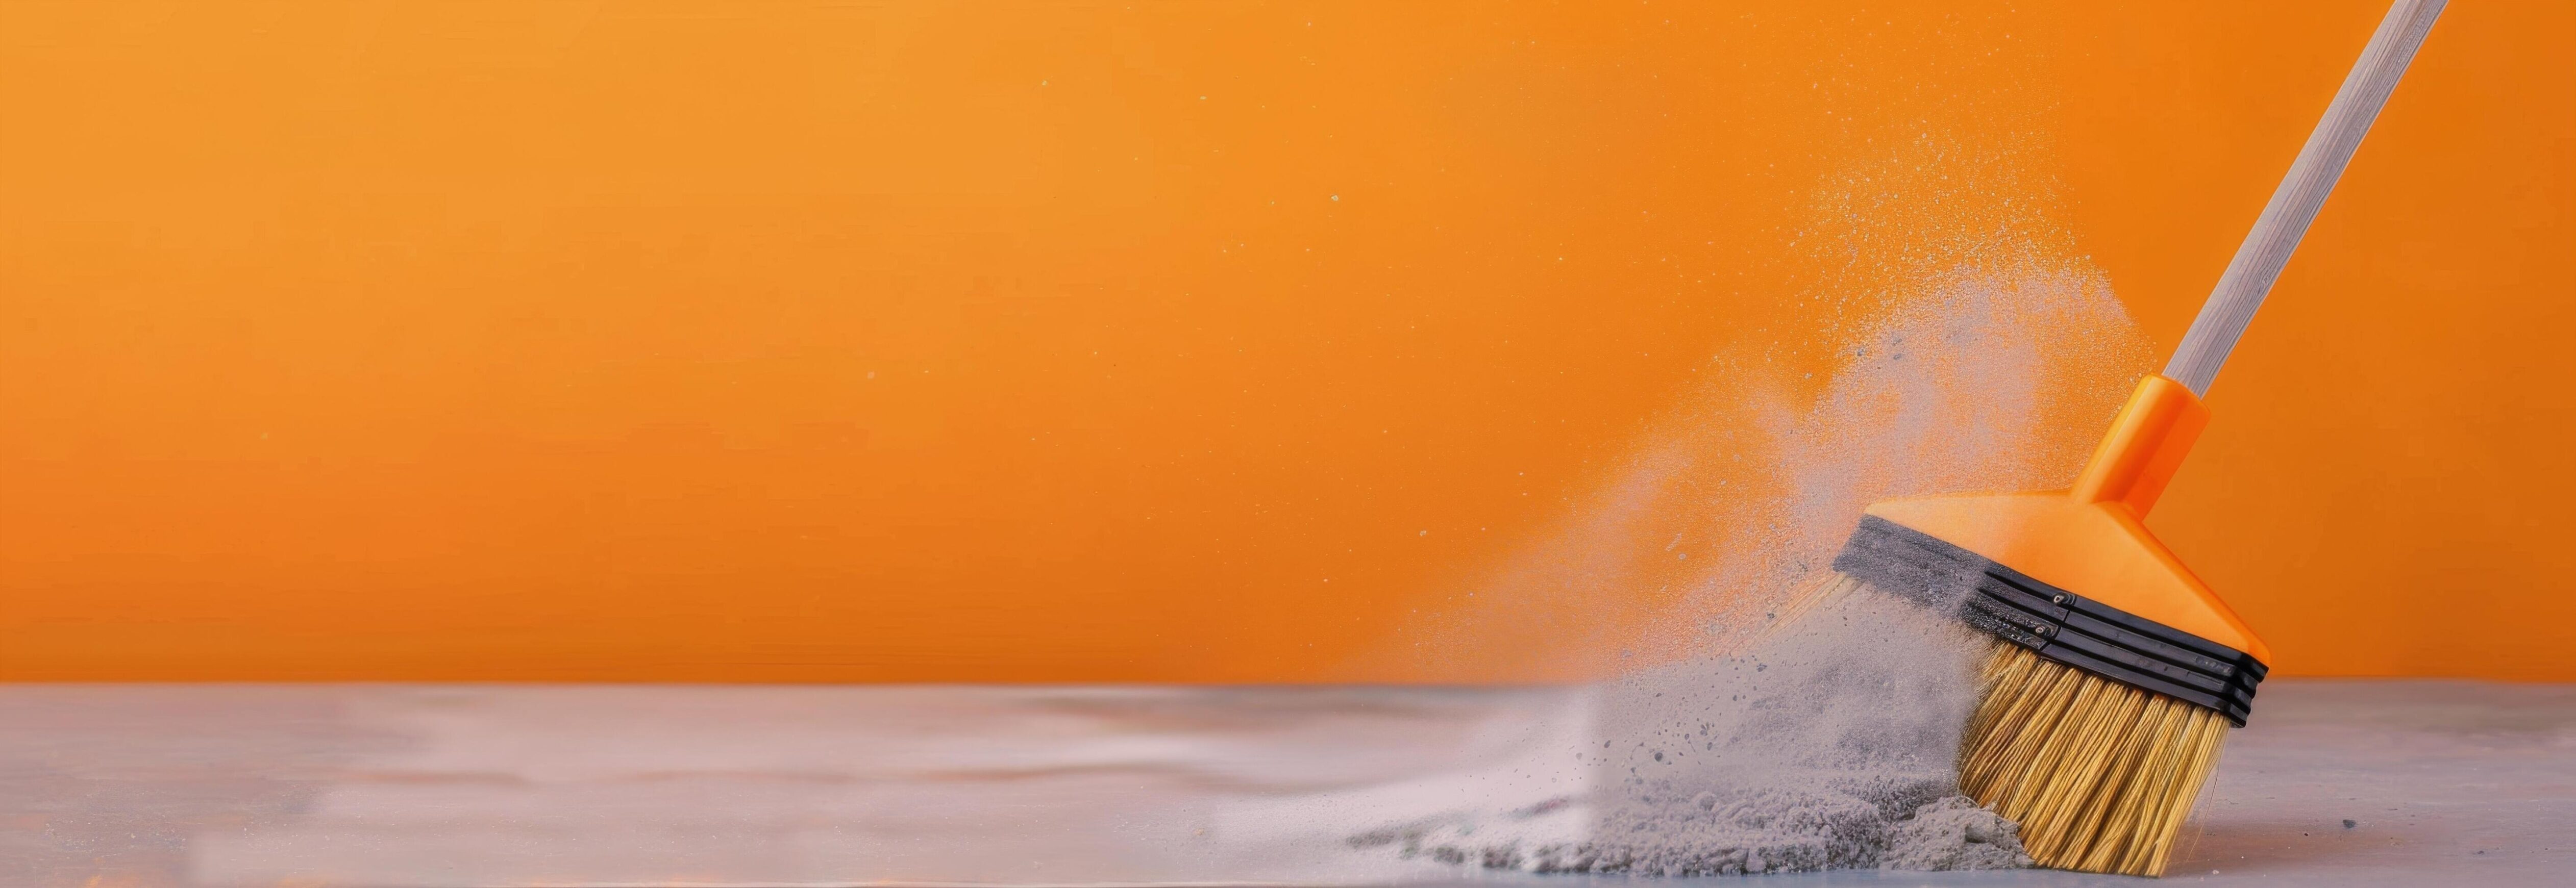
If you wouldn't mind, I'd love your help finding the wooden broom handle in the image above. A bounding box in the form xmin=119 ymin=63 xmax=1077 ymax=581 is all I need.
xmin=2163 ymin=0 xmax=2446 ymax=396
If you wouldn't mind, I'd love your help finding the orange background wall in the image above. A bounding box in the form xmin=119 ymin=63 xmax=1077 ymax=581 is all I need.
xmin=4 ymin=1 xmax=2569 ymax=682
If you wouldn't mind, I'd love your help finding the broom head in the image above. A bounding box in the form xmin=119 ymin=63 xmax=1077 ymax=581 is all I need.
xmin=1829 ymin=374 xmax=2272 ymax=875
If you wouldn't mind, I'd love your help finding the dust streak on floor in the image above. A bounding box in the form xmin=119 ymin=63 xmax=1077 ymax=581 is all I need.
xmin=3 ymin=680 xmax=2568 ymax=887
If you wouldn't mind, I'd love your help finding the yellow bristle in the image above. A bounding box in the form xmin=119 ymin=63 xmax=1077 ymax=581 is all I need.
xmin=1959 ymin=644 xmax=2232 ymax=877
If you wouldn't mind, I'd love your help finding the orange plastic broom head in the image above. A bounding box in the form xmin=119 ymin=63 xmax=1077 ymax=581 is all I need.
xmin=1829 ymin=374 xmax=2271 ymax=726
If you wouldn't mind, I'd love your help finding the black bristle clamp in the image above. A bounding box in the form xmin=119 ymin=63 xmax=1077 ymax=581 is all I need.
xmin=1832 ymin=516 xmax=2267 ymax=727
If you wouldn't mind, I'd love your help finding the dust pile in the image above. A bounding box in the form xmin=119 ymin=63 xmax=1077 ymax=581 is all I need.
xmin=1350 ymin=579 xmax=2020 ymax=875
xmin=1343 ymin=579 xmax=2016 ymax=873
xmin=1334 ymin=262 xmax=2151 ymax=874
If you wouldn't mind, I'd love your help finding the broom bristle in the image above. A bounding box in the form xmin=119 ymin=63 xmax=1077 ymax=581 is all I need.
xmin=1959 ymin=643 xmax=2231 ymax=877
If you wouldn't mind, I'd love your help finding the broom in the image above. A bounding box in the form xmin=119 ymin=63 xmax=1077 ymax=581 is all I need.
xmin=1815 ymin=0 xmax=2446 ymax=876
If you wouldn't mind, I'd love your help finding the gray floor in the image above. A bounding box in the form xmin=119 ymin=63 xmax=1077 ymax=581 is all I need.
xmin=3 ymin=680 xmax=2569 ymax=886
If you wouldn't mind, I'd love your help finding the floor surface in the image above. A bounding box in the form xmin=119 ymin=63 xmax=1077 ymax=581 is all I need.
xmin=4 ymin=680 xmax=2569 ymax=886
